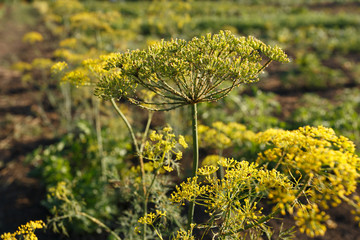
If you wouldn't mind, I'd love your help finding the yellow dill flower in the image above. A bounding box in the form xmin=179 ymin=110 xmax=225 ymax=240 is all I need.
xmin=172 ymin=224 xmax=196 ymax=240
xmin=202 ymin=155 xmax=225 ymax=167
xmin=199 ymin=122 xmax=256 ymax=149
xmin=256 ymin=125 xmax=360 ymax=233
xmin=138 ymin=210 xmax=166 ymax=225
xmin=197 ymin=165 xmax=219 ymax=175
xmin=95 ymin=31 xmax=289 ymax=110
xmin=52 ymin=0 xmax=84 ymax=16
xmin=0 ymin=232 xmax=15 ymax=240
xmin=1 ymin=220 xmax=45 ymax=240
xmin=198 ymin=124 xmax=231 ymax=149
xmin=22 ymin=31 xmax=43 ymax=44
xmin=217 ymin=157 xmax=235 ymax=168
xmin=61 ymin=69 xmax=90 ymax=86
xmin=178 ymin=135 xmax=188 ymax=149
xmin=295 ymin=204 xmax=329 ymax=238
xmin=59 ymin=38 xmax=78 ymax=49
xmin=51 ymin=61 xmax=68 ymax=75
xmin=70 ymin=12 xmax=113 ymax=33
xmin=31 ymin=58 xmax=53 ymax=70
xmin=138 ymin=212 xmax=157 ymax=225
xmin=12 ymin=62 xmax=32 ymax=72
xmin=163 ymin=165 xmax=174 ymax=172
xmin=170 ymin=177 xmax=209 ymax=204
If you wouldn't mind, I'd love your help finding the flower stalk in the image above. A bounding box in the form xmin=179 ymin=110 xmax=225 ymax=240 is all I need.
xmin=187 ymin=103 xmax=199 ymax=228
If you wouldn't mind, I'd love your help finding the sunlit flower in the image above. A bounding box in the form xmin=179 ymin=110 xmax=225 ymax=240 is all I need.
xmin=95 ymin=30 xmax=289 ymax=110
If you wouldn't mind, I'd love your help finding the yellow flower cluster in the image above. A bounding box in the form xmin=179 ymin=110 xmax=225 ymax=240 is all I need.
xmin=51 ymin=61 xmax=68 ymax=75
xmin=170 ymin=177 xmax=210 ymax=205
xmin=22 ymin=32 xmax=44 ymax=44
xmin=70 ymin=11 xmax=119 ymax=33
xmin=143 ymin=126 xmax=188 ymax=173
xmin=59 ymin=38 xmax=78 ymax=49
xmin=199 ymin=122 xmax=256 ymax=150
xmin=207 ymin=161 xmax=294 ymax=219
xmin=31 ymin=58 xmax=53 ymax=70
xmin=171 ymin=159 xmax=296 ymax=234
xmin=1 ymin=220 xmax=45 ymax=240
xmin=256 ymin=126 xmax=360 ymax=210
xmin=201 ymin=155 xmax=226 ymax=167
xmin=294 ymin=204 xmax=329 ymax=237
xmin=350 ymin=195 xmax=360 ymax=225
xmin=61 ymin=69 xmax=90 ymax=86
xmin=172 ymin=224 xmax=196 ymax=240
xmin=197 ymin=165 xmax=219 ymax=176
xmin=138 ymin=210 xmax=166 ymax=225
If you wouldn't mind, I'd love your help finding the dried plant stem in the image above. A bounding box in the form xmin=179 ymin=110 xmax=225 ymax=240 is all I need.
xmin=188 ymin=103 xmax=199 ymax=229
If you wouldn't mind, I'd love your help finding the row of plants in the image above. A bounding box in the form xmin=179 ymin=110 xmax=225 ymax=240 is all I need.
xmin=17 ymin=0 xmax=360 ymax=100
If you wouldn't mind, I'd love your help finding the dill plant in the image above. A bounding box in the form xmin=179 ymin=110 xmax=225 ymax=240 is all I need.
xmin=95 ymin=30 xmax=289 ymax=237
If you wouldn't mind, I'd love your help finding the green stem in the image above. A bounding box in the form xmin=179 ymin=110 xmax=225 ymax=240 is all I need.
xmin=140 ymin=112 xmax=154 ymax=240
xmin=140 ymin=112 xmax=154 ymax=153
xmin=188 ymin=103 xmax=199 ymax=229
xmin=111 ymin=99 xmax=139 ymax=152
xmin=94 ymin=97 xmax=105 ymax=180
xmin=218 ymin=150 xmax=224 ymax=180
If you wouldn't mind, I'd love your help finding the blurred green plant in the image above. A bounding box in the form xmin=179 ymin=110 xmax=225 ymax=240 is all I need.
xmin=198 ymin=87 xmax=283 ymax=131
xmin=28 ymin=121 xmax=129 ymax=236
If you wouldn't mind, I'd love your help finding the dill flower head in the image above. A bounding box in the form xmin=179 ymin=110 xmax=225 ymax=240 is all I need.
xmin=1 ymin=220 xmax=45 ymax=240
xmin=256 ymin=126 xmax=360 ymax=213
xmin=138 ymin=210 xmax=166 ymax=225
xmin=143 ymin=126 xmax=188 ymax=173
xmin=294 ymin=204 xmax=329 ymax=237
xmin=95 ymin=30 xmax=289 ymax=110
xmin=22 ymin=31 xmax=44 ymax=44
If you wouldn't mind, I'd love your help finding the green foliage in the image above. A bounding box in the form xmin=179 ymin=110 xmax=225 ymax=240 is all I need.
xmin=28 ymin=121 xmax=129 ymax=234
xmin=199 ymin=88 xmax=283 ymax=131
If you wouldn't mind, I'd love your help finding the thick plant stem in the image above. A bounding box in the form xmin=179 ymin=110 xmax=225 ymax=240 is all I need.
xmin=188 ymin=103 xmax=199 ymax=229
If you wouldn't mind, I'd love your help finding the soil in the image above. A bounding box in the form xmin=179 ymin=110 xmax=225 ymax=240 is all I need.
xmin=0 ymin=5 xmax=62 ymax=238
xmin=0 ymin=3 xmax=360 ymax=240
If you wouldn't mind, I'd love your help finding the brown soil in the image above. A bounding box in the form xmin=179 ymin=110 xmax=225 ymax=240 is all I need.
xmin=0 ymin=5 xmax=61 ymax=238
